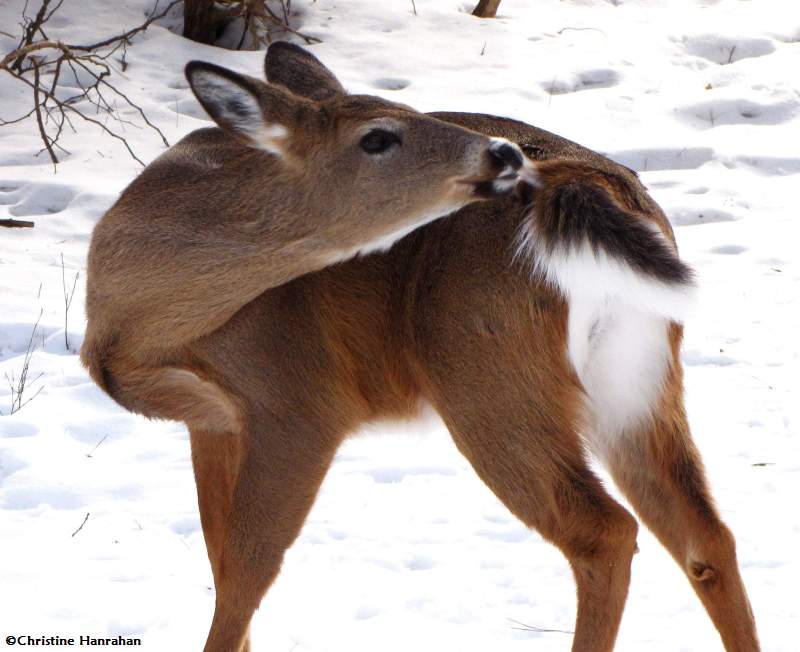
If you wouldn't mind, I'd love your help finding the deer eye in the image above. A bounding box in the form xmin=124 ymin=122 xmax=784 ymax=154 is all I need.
xmin=360 ymin=129 xmax=402 ymax=154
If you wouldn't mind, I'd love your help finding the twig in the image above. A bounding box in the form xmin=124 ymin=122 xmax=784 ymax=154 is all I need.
xmin=508 ymin=618 xmax=574 ymax=635
xmin=411 ymin=0 xmax=417 ymax=15
xmin=61 ymin=253 xmax=79 ymax=351
xmin=32 ymin=61 xmax=57 ymax=165
xmin=557 ymin=26 xmax=607 ymax=37
xmin=71 ymin=512 xmax=90 ymax=537
xmin=67 ymin=0 xmax=183 ymax=52
xmin=0 ymin=219 xmax=35 ymax=228
xmin=236 ymin=11 xmax=252 ymax=50
xmin=1 ymin=1 xmax=174 ymax=166
xmin=10 ymin=71 xmax=147 ymax=165
xmin=4 ymin=309 xmax=44 ymax=415
xmin=10 ymin=0 xmax=54 ymax=72
xmin=86 ymin=434 xmax=109 ymax=458
xmin=230 ymin=0 xmax=321 ymax=45
xmin=0 ymin=39 xmax=64 ymax=70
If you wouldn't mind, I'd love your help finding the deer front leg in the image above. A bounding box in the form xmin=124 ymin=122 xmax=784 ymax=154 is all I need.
xmin=190 ymin=428 xmax=250 ymax=650
xmin=193 ymin=412 xmax=344 ymax=652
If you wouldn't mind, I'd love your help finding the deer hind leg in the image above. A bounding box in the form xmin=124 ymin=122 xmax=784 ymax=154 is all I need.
xmin=605 ymin=429 xmax=758 ymax=651
xmin=591 ymin=404 xmax=759 ymax=651
xmin=579 ymin=319 xmax=759 ymax=651
xmin=422 ymin=374 xmax=638 ymax=652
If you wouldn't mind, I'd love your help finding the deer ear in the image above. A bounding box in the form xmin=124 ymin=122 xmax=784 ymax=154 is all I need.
xmin=185 ymin=61 xmax=296 ymax=154
xmin=264 ymin=41 xmax=345 ymax=101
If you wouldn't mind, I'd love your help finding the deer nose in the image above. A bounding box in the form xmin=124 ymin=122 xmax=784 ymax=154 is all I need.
xmin=489 ymin=139 xmax=524 ymax=172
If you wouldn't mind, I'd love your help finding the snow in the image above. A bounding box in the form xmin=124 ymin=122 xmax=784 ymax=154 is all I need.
xmin=1 ymin=0 xmax=798 ymax=650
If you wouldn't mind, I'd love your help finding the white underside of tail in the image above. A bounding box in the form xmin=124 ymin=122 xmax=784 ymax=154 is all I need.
xmin=515 ymin=226 xmax=695 ymax=458
xmin=568 ymin=295 xmax=671 ymax=459
xmin=515 ymin=226 xmax=697 ymax=322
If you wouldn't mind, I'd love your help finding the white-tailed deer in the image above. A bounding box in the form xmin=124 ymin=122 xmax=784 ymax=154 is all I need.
xmin=82 ymin=43 xmax=760 ymax=652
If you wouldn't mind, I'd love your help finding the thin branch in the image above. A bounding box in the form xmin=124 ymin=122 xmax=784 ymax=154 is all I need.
xmin=557 ymin=26 xmax=607 ymax=38
xmin=67 ymin=0 xmax=183 ymax=52
xmin=4 ymin=309 xmax=44 ymax=415
xmin=236 ymin=11 xmax=252 ymax=50
xmin=0 ymin=219 xmax=35 ymax=228
xmin=10 ymin=71 xmax=147 ymax=165
xmin=71 ymin=512 xmax=90 ymax=537
xmin=61 ymin=253 xmax=79 ymax=351
xmin=86 ymin=434 xmax=109 ymax=458
xmin=0 ymin=105 xmax=37 ymax=126
xmin=1 ymin=1 xmax=174 ymax=166
xmin=75 ymin=58 xmax=169 ymax=146
xmin=0 ymin=40 xmax=65 ymax=70
xmin=10 ymin=0 xmax=53 ymax=71
xmin=32 ymin=61 xmax=57 ymax=164
xmin=507 ymin=618 xmax=574 ymax=635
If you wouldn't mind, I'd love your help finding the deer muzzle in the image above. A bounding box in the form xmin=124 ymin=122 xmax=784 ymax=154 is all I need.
xmin=467 ymin=138 xmax=538 ymax=199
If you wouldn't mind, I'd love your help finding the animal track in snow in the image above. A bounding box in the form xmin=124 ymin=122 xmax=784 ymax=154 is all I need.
xmin=666 ymin=207 xmax=737 ymax=227
xmin=4 ymin=182 xmax=76 ymax=217
xmin=165 ymin=97 xmax=209 ymax=120
xmin=677 ymin=34 xmax=776 ymax=65
xmin=683 ymin=350 xmax=739 ymax=367
xmin=0 ymin=420 xmax=38 ymax=439
xmin=404 ymin=555 xmax=435 ymax=571
xmin=475 ymin=526 xmax=531 ymax=543
xmin=169 ymin=515 xmax=201 ymax=536
xmin=361 ymin=465 xmax=456 ymax=483
xmin=710 ymin=244 xmax=748 ymax=255
xmin=3 ymin=486 xmax=86 ymax=510
xmin=732 ymin=156 xmax=800 ymax=176
xmin=0 ymin=182 xmax=23 ymax=205
xmin=355 ymin=605 xmax=382 ymax=620
xmin=373 ymin=78 xmax=411 ymax=91
xmin=608 ymin=146 xmax=714 ymax=172
xmin=544 ymin=68 xmax=620 ymax=95
xmin=677 ymin=98 xmax=797 ymax=128
xmin=64 ymin=415 xmax=138 ymax=445
xmin=0 ymin=449 xmax=28 ymax=484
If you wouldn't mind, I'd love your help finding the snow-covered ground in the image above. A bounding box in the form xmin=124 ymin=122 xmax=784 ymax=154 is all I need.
xmin=1 ymin=0 xmax=798 ymax=650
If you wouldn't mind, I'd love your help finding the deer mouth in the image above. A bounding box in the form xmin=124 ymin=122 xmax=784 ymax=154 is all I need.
xmin=470 ymin=174 xmax=520 ymax=198
xmin=463 ymin=139 xmax=539 ymax=199
xmin=464 ymin=165 xmax=539 ymax=199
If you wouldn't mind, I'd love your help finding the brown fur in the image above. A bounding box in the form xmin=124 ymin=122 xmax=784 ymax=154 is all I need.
xmin=81 ymin=67 xmax=521 ymax=396
xmin=81 ymin=45 xmax=760 ymax=652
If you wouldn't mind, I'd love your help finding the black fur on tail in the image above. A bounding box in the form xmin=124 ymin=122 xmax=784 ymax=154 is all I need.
xmin=523 ymin=171 xmax=695 ymax=286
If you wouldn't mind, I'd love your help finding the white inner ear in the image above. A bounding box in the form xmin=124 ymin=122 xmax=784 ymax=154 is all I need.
xmin=191 ymin=70 xmax=287 ymax=154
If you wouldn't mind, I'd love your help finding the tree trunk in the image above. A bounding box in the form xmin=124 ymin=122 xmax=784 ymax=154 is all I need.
xmin=472 ymin=0 xmax=501 ymax=18
xmin=183 ymin=0 xmax=218 ymax=44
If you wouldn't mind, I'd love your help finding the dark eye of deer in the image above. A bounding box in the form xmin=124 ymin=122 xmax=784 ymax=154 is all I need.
xmin=360 ymin=129 xmax=401 ymax=154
